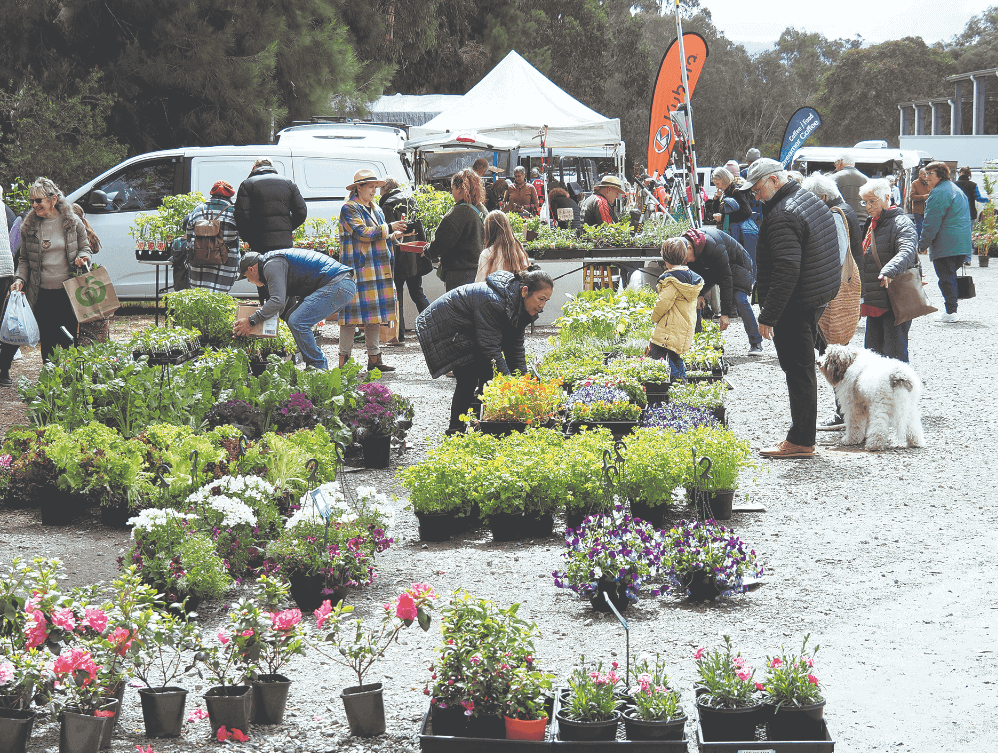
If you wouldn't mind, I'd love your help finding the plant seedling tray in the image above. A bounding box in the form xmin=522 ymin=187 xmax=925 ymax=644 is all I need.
xmin=695 ymin=720 xmax=834 ymax=753
xmin=418 ymin=709 xmax=552 ymax=753
xmin=133 ymin=348 xmax=203 ymax=366
xmin=551 ymin=689 xmax=688 ymax=753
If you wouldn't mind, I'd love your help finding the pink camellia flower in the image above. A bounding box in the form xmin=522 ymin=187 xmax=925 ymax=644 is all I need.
xmin=53 ymin=647 xmax=99 ymax=687
xmin=217 ymin=630 xmax=230 ymax=646
xmin=0 ymin=661 xmax=14 ymax=685
xmin=807 ymin=674 xmax=819 ymax=685
xmin=395 ymin=592 xmax=418 ymax=621
xmin=694 ymin=646 xmax=706 ymax=660
xmin=216 ymin=726 xmax=229 ymax=742
xmin=314 ymin=600 xmax=333 ymax=630
xmin=81 ymin=608 xmax=109 ymax=634
xmin=736 ymin=669 xmax=751 ymax=682
xmin=110 ymin=627 xmax=133 ymax=656
xmin=95 ymin=709 xmax=115 ymax=718
xmin=51 ymin=608 xmax=77 ymax=632
xmin=136 ymin=745 xmax=155 ymax=753
xmin=230 ymin=728 xmax=249 ymax=742
xmin=271 ymin=609 xmax=302 ymax=632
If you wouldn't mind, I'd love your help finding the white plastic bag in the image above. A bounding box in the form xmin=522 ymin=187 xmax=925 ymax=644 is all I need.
xmin=0 ymin=291 xmax=40 ymax=347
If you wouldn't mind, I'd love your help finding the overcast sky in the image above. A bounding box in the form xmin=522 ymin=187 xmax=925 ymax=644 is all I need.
xmin=701 ymin=0 xmax=996 ymax=51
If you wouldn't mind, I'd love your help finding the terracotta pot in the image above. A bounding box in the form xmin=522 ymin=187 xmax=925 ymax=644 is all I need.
xmin=504 ymin=715 xmax=547 ymax=740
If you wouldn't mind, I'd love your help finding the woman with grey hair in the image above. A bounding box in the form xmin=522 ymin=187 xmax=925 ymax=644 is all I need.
xmin=0 ymin=177 xmax=91 ymax=386
xmin=710 ymin=166 xmax=758 ymax=272
xmin=857 ymin=178 xmax=918 ymax=361
xmin=801 ymin=172 xmax=862 ymax=262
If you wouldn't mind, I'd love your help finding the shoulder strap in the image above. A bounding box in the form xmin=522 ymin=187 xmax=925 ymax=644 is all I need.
xmin=829 ymin=206 xmax=850 ymax=248
xmin=868 ymin=225 xmax=883 ymax=268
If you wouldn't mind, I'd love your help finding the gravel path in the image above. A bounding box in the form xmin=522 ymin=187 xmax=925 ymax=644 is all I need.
xmin=2 ymin=264 xmax=996 ymax=752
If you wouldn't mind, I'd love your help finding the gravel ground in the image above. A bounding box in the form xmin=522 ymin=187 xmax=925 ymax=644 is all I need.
xmin=1 ymin=264 xmax=996 ymax=752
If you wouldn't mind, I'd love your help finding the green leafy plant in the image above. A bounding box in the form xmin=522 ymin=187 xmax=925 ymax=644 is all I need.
xmin=194 ymin=595 xmax=268 ymax=686
xmin=620 ymin=427 xmax=686 ymax=508
xmin=412 ymin=185 xmax=455 ymax=240
xmin=669 ymin=381 xmax=726 ymax=410
xmin=681 ymin=426 xmax=754 ymax=492
xmin=628 ymin=654 xmax=683 ymax=721
xmin=561 ymin=657 xmax=621 ymax=722
xmin=399 ymin=431 xmax=500 ymax=515
xmin=760 ymin=635 xmax=823 ymax=709
xmin=694 ymin=635 xmax=759 ymax=709
xmin=130 ymin=192 xmax=205 ymax=243
xmin=632 ymin=214 xmax=691 ymax=247
xmin=505 ymin=666 xmax=555 ymax=721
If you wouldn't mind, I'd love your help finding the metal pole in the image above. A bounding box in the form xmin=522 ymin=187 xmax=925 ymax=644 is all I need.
xmin=673 ymin=0 xmax=701 ymax=227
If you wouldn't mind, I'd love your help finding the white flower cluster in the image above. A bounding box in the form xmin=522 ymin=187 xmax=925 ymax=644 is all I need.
xmin=187 ymin=475 xmax=276 ymax=508
xmin=205 ymin=496 xmax=258 ymax=528
xmin=287 ymin=483 xmax=346 ymax=529
xmin=355 ymin=486 xmax=396 ymax=531
xmin=127 ymin=508 xmax=188 ymax=537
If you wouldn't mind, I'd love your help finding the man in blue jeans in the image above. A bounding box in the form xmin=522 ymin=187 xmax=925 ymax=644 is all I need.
xmin=234 ymin=249 xmax=357 ymax=370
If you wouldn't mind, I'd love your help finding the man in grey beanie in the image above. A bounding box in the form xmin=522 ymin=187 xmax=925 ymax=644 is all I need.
xmin=746 ymin=159 xmax=841 ymax=458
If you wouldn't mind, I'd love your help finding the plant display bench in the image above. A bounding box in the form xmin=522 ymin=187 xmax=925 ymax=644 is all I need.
xmin=136 ymin=258 xmax=174 ymax=326
xmin=419 ymin=708 xmax=552 ymax=753
xmin=550 ymin=688 xmax=688 ymax=753
xmin=695 ymin=720 xmax=835 ymax=753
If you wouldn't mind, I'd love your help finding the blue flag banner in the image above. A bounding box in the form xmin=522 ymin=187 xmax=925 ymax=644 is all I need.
xmin=780 ymin=107 xmax=822 ymax=167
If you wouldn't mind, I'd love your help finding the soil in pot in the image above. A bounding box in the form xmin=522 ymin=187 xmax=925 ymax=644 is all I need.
xmin=696 ymin=699 xmax=762 ymax=742
xmin=765 ymin=699 xmax=826 ymax=741
xmin=138 ymin=687 xmax=187 ymax=738
xmin=0 ymin=708 xmax=35 ymax=753
xmin=251 ymin=674 xmax=292 ymax=725
xmin=59 ymin=709 xmax=108 ymax=753
xmin=555 ymin=710 xmax=620 ymax=741
xmin=341 ymin=683 xmax=385 ymax=737
xmin=588 ymin=579 xmax=631 ymax=613
xmin=203 ymin=685 xmax=251 ymax=737
xmin=415 ymin=511 xmax=452 ymax=542
xmin=622 ymin=707 xmax=687 ymax=741
xmin=708 ymin=490 xmax=734 ymax=520
xmin=504 ymin=715 xmax=547 ymax=741
xmin=360 ymin=434 xmax=392 ymax=469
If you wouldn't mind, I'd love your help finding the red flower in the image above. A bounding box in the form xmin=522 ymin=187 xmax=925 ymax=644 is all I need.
xmin=217 ymin=726 xmax=229 ymax=742
xmin=95 ymin=709 xmax=115 ymax=718
xmin=807 ymin=674 xmax=819 ymax=685
xmin=230 ymin=728 xmax=249 ymax=742
xmin=109 ymin=627 xmax=133 ymax=656
xmin=395 ymin=592 xmax=418 ymax=621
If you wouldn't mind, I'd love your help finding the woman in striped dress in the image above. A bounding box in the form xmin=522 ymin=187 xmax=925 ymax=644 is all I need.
xmin=338 ymin=170 xmax=407 ymax=371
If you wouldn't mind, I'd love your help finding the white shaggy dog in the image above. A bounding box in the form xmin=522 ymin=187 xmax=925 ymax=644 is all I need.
xmin=818 ymin=345 xmax=925 ymax=451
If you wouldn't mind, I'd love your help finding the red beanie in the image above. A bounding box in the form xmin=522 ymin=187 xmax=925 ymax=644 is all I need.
xmin=210 ymin=180 xmax=235 ymax=198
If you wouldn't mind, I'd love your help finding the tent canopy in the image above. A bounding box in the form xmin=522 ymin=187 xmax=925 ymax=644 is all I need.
xmin=368 ymin=94 xmax=464 ymax=127
xmin=409 ymin=51 xmax=621 ymax=150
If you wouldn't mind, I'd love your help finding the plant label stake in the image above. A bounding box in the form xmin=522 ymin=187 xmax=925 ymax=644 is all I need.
xmin=601 ymin=590 xmax=630 ymax=688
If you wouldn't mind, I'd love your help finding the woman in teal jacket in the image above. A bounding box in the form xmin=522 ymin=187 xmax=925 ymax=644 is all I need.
xmin=917 ymin=161 xmax=972 ymax=322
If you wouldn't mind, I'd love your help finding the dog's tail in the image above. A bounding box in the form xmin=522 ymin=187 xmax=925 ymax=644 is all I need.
xmin=890 ymin=370 xmax=915 ymax=392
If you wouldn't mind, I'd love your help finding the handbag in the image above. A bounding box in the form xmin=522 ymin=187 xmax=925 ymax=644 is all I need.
xmin=869 ymin=231 xmax=937 ymax=325
xmin=956 ymin=264 xmax=976 ymax=299
xmin=818 ymin=207 xmax=862 ymax=344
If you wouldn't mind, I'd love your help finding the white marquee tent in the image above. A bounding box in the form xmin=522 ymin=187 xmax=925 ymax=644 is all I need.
xmin=409 ymin=51 xmax=623 ymax=156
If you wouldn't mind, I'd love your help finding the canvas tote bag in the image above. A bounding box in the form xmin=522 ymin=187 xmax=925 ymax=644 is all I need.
xmin=818 ymin=207 xmax=862 ymax=345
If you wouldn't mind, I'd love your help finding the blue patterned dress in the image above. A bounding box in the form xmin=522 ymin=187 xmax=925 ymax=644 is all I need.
xmin=338 ymin=196 xmax=396 ymax=325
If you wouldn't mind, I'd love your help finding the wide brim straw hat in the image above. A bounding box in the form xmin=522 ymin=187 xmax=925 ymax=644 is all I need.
xmin=346 ymin=169 xmax=386 ymax=192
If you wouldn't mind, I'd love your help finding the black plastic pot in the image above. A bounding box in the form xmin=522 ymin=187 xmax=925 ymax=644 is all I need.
xmin=642 ymin=382 xmax=671 ymax=405
xmin=680 ymin=568 xmax=722 ymax=602
xmin=40 ymin=488 xmax=78 ymax=526
xmin=695 ymin=699 xmax=762 ymax=742
xmin=203 ymin=685 xmax=251 ymax=737
xmin=251 ymin=674 xmax=292 ymax=725
xmin=564 ymin=509 xmax=587 ymax=531
xmin=622 ymin=707 xmax=687 ymax=741
xmin=567 ymin=420 xmax=638 ymax=439
xmin=429 ymin=702 xmax=468 ymax=737
xmin=980 ymin=254 xmax=990 ymax=267
xmin=341 ymin=682 xmax=385 ymax=737
xmin=489 ymin=513 xmax=554 ymax=542
xmin=708 ymin=489 xmax=734 ymax=520
xmin=555 ymin=709 xmax=620 ymax=741
xmin=630 ymin=499 xmax=666 ymax=528
xmin=98 ymin=689 xmax=122 ymax=749
xmin=0 ymin=708 xmax=35 ymax=753
xmin=138 ymin=687 xmax=187 ymax=738
xmin=588 ymin=579 xmax=631 ymax=613
xmin=59 ymin=709 xmax=107 ymax=753
xmin=360 ymin=434 xmax=392 ymax=469
xmin=415 ymin=511 xmax=452 ymax=542
xmin=465 ymin=713 xmax=505 ymax=739
xmin=287 ymin=573 xmax=346 ymax=613
xmin=765 ymin=699 xmax=826 ymax=741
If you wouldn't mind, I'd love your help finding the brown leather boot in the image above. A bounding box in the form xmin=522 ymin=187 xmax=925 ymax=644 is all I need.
xmin=338 ymin=353 xmax=351 ymax=368
xmin=366 ymin=353 xmax=396 ymax=372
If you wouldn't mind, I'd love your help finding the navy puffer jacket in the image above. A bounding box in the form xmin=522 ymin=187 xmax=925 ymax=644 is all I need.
xmin=234 ymin=166 xmax=307 ymax=253
xmin=857 ymin=208 xmax=918 ymax=312
xmin=756 ymin=181 xmax=841 ymax=325
xmin=688 ymin=227 xmax=755 ymax=316
xmin=415 ymin=271 xmax=536 ymax=378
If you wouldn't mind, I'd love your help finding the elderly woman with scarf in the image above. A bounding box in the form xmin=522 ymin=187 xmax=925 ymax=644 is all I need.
xmin=0 ymin=178 xmax=91 ymax=386
xmin=338 ymin=170 xmax=408 ymax=372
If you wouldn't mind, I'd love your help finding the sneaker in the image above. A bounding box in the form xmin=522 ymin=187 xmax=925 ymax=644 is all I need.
xmin=817 ymin=414 xmax=845 ymax=431
xmin=937 ymin=312 xmax=960 ymax=323
xmin=0 ymin=373 xmax=11 ymax=388
xmin=12 ymin=349 xmax=22 ymax=362
xmin=759 ymin=440 xmax=815 ymax=458
xmin=748 ymin=343 xmax=764 ymax=356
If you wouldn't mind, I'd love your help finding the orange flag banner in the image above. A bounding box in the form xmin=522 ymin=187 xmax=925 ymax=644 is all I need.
xmin=647 ymin=33 xmax=709 ymax=176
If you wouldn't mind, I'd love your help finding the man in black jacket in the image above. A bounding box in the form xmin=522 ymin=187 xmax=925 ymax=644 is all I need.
xmin=234 ymin=158 xmax=308 ymax=253
xmin=747 ymin=159 xmax=841 ymax=458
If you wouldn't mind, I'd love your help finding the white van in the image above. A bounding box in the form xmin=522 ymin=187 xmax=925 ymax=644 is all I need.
xmin=66 ymin=143 xmax=409 ymax=299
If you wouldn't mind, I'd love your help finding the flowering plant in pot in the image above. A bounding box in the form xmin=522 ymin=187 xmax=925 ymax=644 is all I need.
xmin=566 ymin=382 xmax=641 ymax=426
xmin=759 ymin=635 xmax=825 ymax=740
xmin=694 ymin=635 xmax=763 ymax=742
xmin=640 ymin=403 xmax=720 ymax=432
xmin=661 ymin=519 xmax=762 ymax=601
xmin=345 ymin=382 xmax=398 ymax=438
xmin=552 ymin=510 xmax=665 ymax=612
xmin=681 ymin=426 xmax=754 ymax=492
xmin=424 ymin=591 xmax=541 ymax=739
xmin=479 ymin=372 xmax=563 ymax=425
xmin=622 ymin=654 xmax=686 ymax=741
xmin=556 ymin=658 xmax=621 ymax=741
xmin=314 ymin=583 xmax=437 ymax=737
xmin=503 ymin=666 xmax=555 ymax=740
xmin=569 ymin=375 xmax=647 ymax=407
xmin=49 ymin=646 xmax=121 ymax=753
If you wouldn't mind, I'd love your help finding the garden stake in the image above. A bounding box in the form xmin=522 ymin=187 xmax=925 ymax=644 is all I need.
xmin=189 ymin=449 xmax=199 ymax=489
xmin=155 ymin=463 xmax=170 ymax=488
xmin=690 ymin=449 xmax=712 ymax=521
xmin=238 ymin=434 xmax=248 ymax=457
xmin=601 ymin=592 xmax=630 ymax=688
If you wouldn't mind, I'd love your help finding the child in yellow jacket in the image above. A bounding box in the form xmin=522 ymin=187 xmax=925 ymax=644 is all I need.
xmin=646 ymin=237 xmax=704 ymax=380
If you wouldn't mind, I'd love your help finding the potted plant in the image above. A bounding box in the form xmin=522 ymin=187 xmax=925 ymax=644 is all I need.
xmin=503 ymin=666 xmax=555 ymax=740
xmin=640 ymin=403 xmax=720 ymax=433
xmin=759 ymin=635 xmax=825 ymax=741
xmin=424 ymin=591 xmax=541 ymax=740
xmin=524 ymin=215 xmax=542 ymax=242
xmin=244 ymin=576 xmax=307 ymax=725
xmin=669 ymin=381 xmax=727 ymax=424
xmin=344 ymin=382 xmax=398 ymax=468
xmin=313 ymin=583 xmax=436 ymax=737
xmin=0 ymin=652 xmax=45 ymax=753
xmin=193 ymin=596 xmax=267 ymax=739
xmin=606 ymin=356 xmax=676 ymax=402
xmin=694 ymin=636 xmax=764 ymax=742
xmin=565 ymin=379 xmax=642 ymax=437
xmin=618 ymin=427 xmax=685 ymax=527
xmin=477 ymin=372 xmax=563 ymax=435
xmin=622 ymin=654 xmax=687 ymax=741
xmin=556 ymin=657 xmax=622 ymax=741
xmin=553 ymin=510 xmax=665 ymax=612
xmin=661 ymin=519 xmax=762 ymax=602
xmin=681 ymin=425 xmax=754 ymax=519
xmin=49 ymin=647 xmax=120 ymax=753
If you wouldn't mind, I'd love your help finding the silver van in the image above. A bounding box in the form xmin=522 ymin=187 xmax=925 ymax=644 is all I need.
xmin=66 ymin=143 xmax=409 ymax=299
